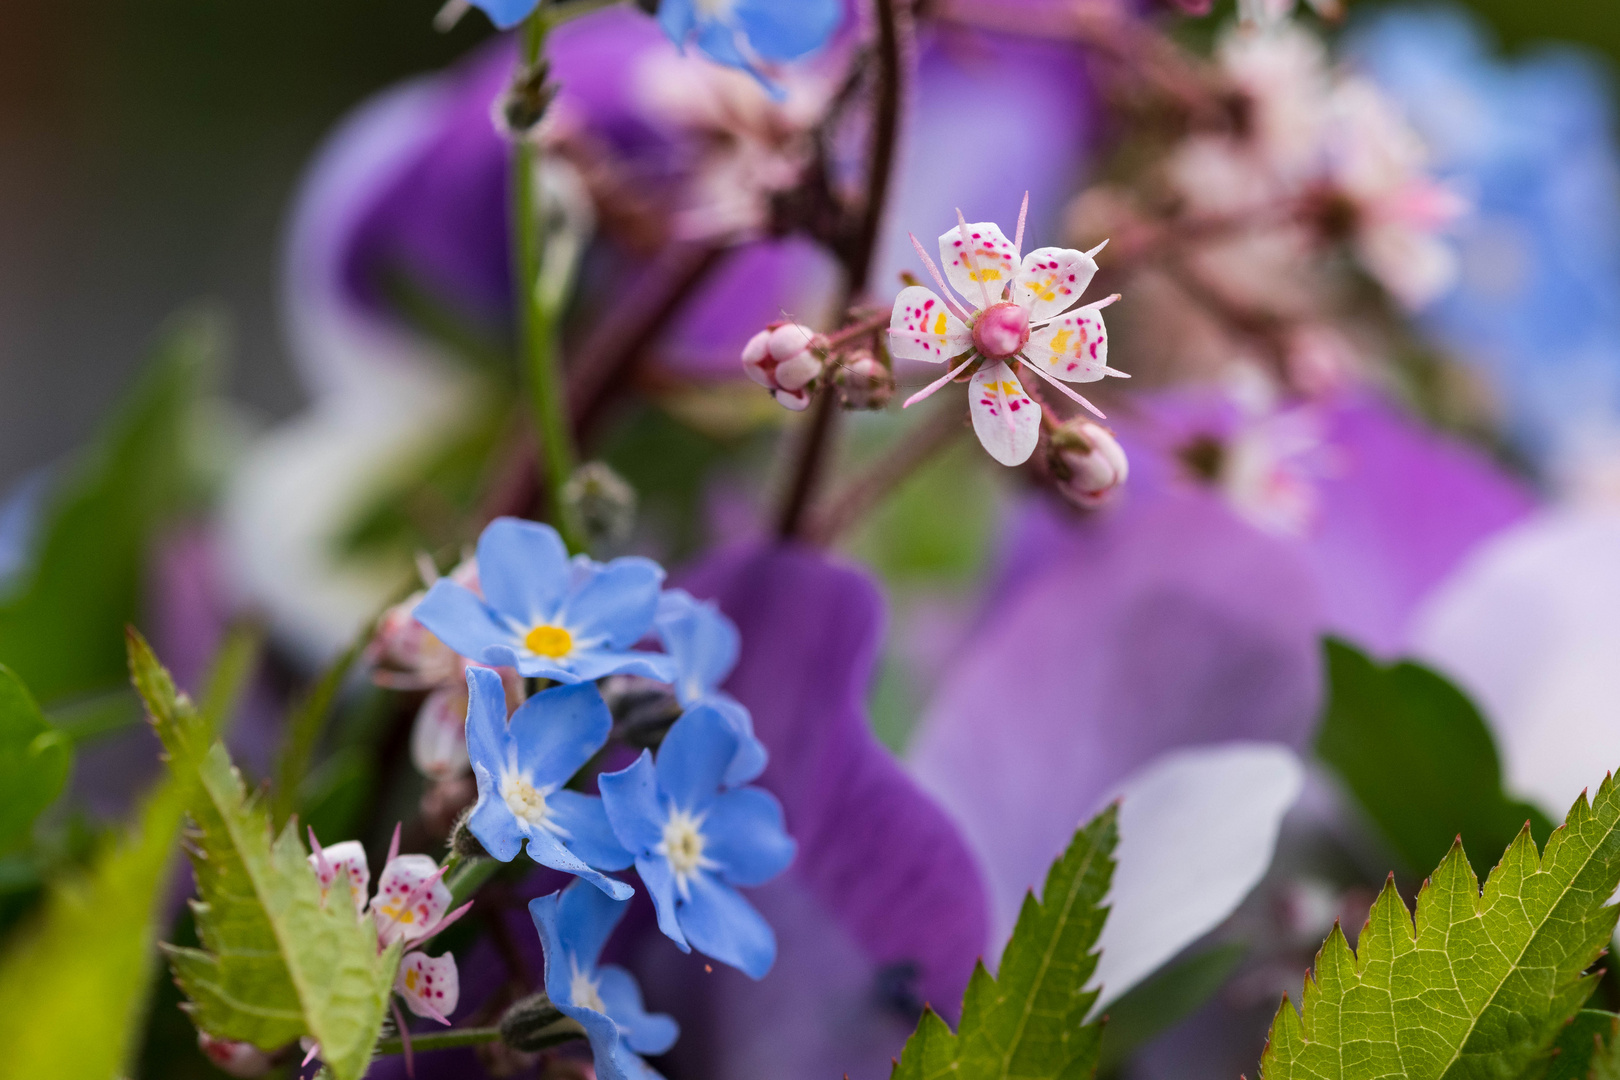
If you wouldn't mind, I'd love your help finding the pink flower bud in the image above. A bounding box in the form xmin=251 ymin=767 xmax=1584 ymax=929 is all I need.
xmin=411 ymin=685 xmax=473 ymax=781
xmin=740 ymin=321 xmax=823 ymax=407
xmin=1048 ymin=419 xmax=1129 ymax=507
xmin=837 ymin=350 xmax=895 ymax=410
xmin=198 ymin=1033 xmax=274 ymax=1078
xmin=971 ymin=302 xmax=1030 ymax=360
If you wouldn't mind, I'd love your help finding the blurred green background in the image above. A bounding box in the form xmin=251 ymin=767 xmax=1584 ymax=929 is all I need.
xmin=0 ymin=0 xmax=1613 ymax=490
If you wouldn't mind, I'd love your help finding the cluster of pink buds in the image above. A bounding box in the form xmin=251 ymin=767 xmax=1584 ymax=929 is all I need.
xmin=369 ymin=558 xmax=523 ymax=791
xmin=308 ymin=825 xmax=471 ymax=1025
xmin=741 ymin=322 xmax=824 ymax=411
xmin=1046 ymin=417 xmax=1130 ymax=508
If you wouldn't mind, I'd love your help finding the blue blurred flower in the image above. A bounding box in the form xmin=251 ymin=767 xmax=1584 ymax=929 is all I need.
xmin=466 ymin=0 xmax=541 ymax=31
xmin=464 ymin=665 xmax=634 ymax=899
xmin=599 ymin=706 xmax=795 ymax=978
xmin=657 ymin=0 xmax=841 ymax=92
xmin=415 ymin=517 xmax=677 ymax=683
xmin=655 ymin=588 xmax=766 ymax=786
xmin=530 ymin=882 xmax=679 ymax=1080
xmin=1351 ymin=7 xmax=1620 ymax=473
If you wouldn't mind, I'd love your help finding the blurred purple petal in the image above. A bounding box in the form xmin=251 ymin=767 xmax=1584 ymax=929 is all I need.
xmin=909 ymin=490 xmax=1324 ymax=942
xmin=633 ymin=544 xmax=988 ymax=1080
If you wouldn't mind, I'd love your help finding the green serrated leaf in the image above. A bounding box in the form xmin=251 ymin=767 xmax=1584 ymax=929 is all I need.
xmin=129 ymin=630 xmax=398 ymax=1080
xmin=0 ymin=765 xmax=189 ymax=1078
xmin=893 ymin=805 xmax=1117 ymax=1080
xmin=0 ymin=314 xmax=216 ymax=705
xmin=1316 ymin=638 xmax=1554 ymax=879
xmin=1260 ymin=777 xmax=1620 ymax=1080
xmin=0 ymin=663 xmax=72 ymax=854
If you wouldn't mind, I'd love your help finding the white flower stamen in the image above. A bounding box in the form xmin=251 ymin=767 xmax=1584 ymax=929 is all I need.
xmin=569 ymin=958 xmax=607 ymax=1014
xmin=656 ymin=807 xmax=718 ymax=900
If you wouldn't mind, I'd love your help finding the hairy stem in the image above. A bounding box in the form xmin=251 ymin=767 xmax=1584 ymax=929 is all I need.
xmin=512 ymin=7 xmax=583 ymax=550
xmin=375 ymin=1026 xmax=503 ymax=1056
xmin=776 ymin=0 xmax=908 ymax=540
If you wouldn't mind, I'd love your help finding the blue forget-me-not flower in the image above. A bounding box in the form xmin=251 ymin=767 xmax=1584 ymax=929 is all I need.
xmin=658 ymin=0 xmax=842 ymax=93
xmin=599 ymin=706 xmax=795 ymax=978
xmin=530 ymin=882 xmax=679 ymax=1080
xmin=464 ymin=665 xmax=634 ymax=899
xmin=654 ymin=588 xmax=767 ymax=787
xmin=415 ymin=517 xmax=677 ymax=684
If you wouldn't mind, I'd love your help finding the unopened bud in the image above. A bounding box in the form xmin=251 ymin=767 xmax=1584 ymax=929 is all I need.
xmin=562 ymin=462 xmax=637 ymax=549
xmin=447 ymin=807 xmax=488 ymax=861
xmin=499 ymin=993 xmax=585 ymax=1052
xmin=411 ymin=685 xmax=472 ymax=781
xmin=495 ymin=60 xmax=557 ymax=138
xmin=1048 ymin=419 xmax=1129 ymax=508
xmin=370 ymin=593 xmax=460 ymax=690
xmin=197 ymin=1033 xmax=274 ymax=1078
xmin=836 ymin=349 xmax=894 ymax=410
xmin=742 ymin=322 xmax=824 ymax=411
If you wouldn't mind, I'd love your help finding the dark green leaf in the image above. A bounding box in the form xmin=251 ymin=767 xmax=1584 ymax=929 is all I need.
xmin=1315 ymin=638 xmax=1553 ymax=879
xmin=0 ymin=664 xmax=72 ymax=854
xmin=1096 ymin=943 xmax=1246 ymax=1073
xmin=1549 ymin=1010 xmax=1619 ymax=1080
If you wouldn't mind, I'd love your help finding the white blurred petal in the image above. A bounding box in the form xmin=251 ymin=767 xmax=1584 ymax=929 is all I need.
xmin=1410 ymin=509 xmax=1620 ymax=817
xmin=1088 ymin=742 xmax=1304 ymax=1012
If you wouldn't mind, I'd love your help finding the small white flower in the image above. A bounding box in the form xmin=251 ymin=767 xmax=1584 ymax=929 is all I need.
xmin=888 ymin=196 xmax=1127 ymax=466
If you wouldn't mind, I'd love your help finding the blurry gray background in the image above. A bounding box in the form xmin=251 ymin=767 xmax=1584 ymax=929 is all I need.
xmin=0 ymin=0 xmax=1612 ymax=489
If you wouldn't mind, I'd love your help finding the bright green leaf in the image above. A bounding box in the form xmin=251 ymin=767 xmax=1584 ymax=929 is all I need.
xmin=0 ymin=315 xmax=217 ymax=704
xmin=130 ymin=630 xmax=398 ymax=1080
xmin=1259 ymin=777 xmax=1620 ymax=1080
xmin=1315 ymin=638 xmax=1553 ymax=880
xmin=892 ymin=805 xmax=1116 ymax=1080
xmin=0 ymin=663 xmax=71 ymax=853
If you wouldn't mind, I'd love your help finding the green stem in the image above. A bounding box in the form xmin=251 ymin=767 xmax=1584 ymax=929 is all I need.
xmin=444 ymin=853 xmax=502 ymax=907
xmin=272 ymin=636 xmax=363 ymax=827
xmin=511 ymin=7 xmax=583 ymax=551
xmin=375 ymin=1026 xmax=503 ymax=1056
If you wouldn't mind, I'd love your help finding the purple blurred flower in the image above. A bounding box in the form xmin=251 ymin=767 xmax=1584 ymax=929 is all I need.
xmin=909 ymin=386 xmax=1534 ymax=941
xmin=282 ymin=8 xmax=1099 ymax=392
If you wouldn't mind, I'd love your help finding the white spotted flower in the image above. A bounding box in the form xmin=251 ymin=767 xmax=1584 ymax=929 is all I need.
xmin=888 ymin=196 xmax=1127 ymax=466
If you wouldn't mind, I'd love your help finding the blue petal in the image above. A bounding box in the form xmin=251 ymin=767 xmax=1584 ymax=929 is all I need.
xmin=656 ymin=589 xmax=739 ymax=705
xmin=477 ymin=516 xmax=571 ymax=626
xmin=635 ymin=854 xmax=689 ymax=952
xmin=599 ymin=751 xmax=666 ymax=854
xmin=561 ymin=556 xmax=667 ymax=649
xmin=524 ymin=827 xmax=634 ymax=900
xmin=654 ymin=706 xmax=737 ymax=812
xmin=563 ymin=1000 xmax=637 ymax=1080
xmin=711 ymin=695 xmax=768 ymax=787
xmin=678 ymin=872 xmax=777 ymax=979
xmin=511 ymin=654 xmax=587 ymax=682
xmin=468 ymin=763 xmax=527 ymax=862
xmin=414 ymin=579 xmax=521 ymax=664
xmin=656 ymin=0 xmax=696 ymax=48
xmin=548 ymin=790 xmax=635 ymax=872
xmin=529 ymin=890 xmax=575 ymax=1005
xmin=468 ymin=0 xmax=542 ymax=31
xmin=694 ymin=19 xmax=751 ymax=68
xmin=509 ymin=682 xmax=613 ymax=788
xmin=597 ymin=965 xmax=679 ymax=1056
xmin=557 ymin=879 xmax=631 ymax=970
xmin=563 ymin=648 xmax=680 ymax=684
xmin=731 ymin=0 xmax=842 ymax=61
xmin=463 ymin=665 xmax=512 ymax=781
xmin=704 ymin=787 xmax=795 ymax=887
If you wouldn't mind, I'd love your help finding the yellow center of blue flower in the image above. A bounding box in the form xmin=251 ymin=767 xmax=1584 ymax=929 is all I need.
xmin=503 ymin=775 xmax=550 ymax=826
xmin=524 ymin=624 xmax=573 ymax=658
